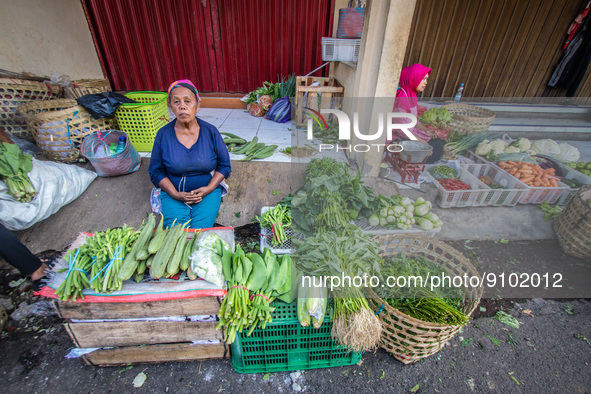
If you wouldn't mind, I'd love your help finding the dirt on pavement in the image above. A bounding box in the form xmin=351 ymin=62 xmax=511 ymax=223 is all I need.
xmin=0 ymin=232 xmax=590 ymax=393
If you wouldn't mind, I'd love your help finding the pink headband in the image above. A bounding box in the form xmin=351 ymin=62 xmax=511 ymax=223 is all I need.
xmin=167 ymin=79 xmax=200 ymax=100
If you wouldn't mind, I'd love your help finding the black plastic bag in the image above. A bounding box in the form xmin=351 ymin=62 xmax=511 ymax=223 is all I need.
xmin=76 ymin=92 xmax=137 ymax=119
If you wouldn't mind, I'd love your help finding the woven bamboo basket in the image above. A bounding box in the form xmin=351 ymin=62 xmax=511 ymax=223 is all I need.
xmin=0 ymin=78 xmax=62 ymax=139
xmin=18 ymin=99 xmax=117 ymax=162
xmin=442 ymin=103 xmax=495 ymax=135
xmin=553 ymin=185 xmax=591 ymax=259
xmin=367 ymin=234 xmax=482 ymax=364
xmin=63 ymin=78 xmax=112 ymax=99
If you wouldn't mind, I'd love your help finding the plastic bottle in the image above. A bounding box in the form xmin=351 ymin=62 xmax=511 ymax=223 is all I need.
xmin=454 ymin=83 xmax=464 ymax=103
xmin=116 ymin=136 xmax=126 ymax=154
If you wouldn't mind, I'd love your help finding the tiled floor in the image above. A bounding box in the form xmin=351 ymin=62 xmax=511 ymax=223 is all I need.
xmin=138 ymin=107 xmax=347 ymax=163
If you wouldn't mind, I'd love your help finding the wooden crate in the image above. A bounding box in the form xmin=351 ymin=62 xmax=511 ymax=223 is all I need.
xmin=54 ymin=297 xmax=228 ymax=367
xmin=294 ymin=76 xmax=344 ymax=126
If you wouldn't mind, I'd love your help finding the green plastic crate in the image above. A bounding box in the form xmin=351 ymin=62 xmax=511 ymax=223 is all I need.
xmin=115 ymin=91 xmax=169 ymax=152
xmin=231 ymin=301 xmax=361 ymax=373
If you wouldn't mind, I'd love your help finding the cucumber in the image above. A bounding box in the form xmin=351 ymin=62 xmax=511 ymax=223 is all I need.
xmin=561 ymin=178 xmax=577 ymax=188
xmin=220 ymin=132 xmax=243 ymax=139
xmin=223 ymin=137 xmax=247 ymax=145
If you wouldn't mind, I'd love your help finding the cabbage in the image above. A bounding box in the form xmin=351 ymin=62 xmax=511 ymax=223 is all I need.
xmin=368 ymin=214 xmax=380 ymax=227
xmin=424 ymin=212 xmax=439 ymax=222
xmin=380 ymin=208 xmax=388 ymax=218
xmin=415 ymin=196 xmax=425 ymax=205
xmin=554 ymin=142 xmax=580 ymax=163
xmin=387 ymin=215 xmax=395 ymax=223
xmin=197 ymin=233 xmax=230 ymax=252
xmin=531 ymin=139 xmax=560 ymax=157
xmin=379 ymin=217 xmax=388 ymax=226
xmin=414 ymin=202 xmax=430 ymax=217
xmin=419 ymin=218 xmax=434 ymax=231
xmin=400 ymin=197 xmax=412 ymax=206
xmin=393 ymin=206 xmax=405 ymax=216
xmin=433 ymin=220 xmax=442 ymax=228
xmin=189 ymin=249 xmax=225 ymax=287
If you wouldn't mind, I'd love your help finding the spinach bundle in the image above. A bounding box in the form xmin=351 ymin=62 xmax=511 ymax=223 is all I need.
xmin=292 ymin=157 xmax=374 ymax=235
xmin=0 ymin=142 xmax=36 ymax=203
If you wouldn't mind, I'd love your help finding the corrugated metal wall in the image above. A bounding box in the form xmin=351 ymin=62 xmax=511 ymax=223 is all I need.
xmin=83 ymin=0 xmax=333 ymax=93
xmin=404 ymin=0 xmax=590 ymax=99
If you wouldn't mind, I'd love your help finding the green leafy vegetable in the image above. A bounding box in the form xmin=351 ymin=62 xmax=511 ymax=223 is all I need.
xmin=0 ymin=142 xmax=37 ymax=203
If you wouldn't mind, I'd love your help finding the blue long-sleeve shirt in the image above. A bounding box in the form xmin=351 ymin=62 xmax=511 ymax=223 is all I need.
xmin=149 ymin=117 xmax=231 ymax=193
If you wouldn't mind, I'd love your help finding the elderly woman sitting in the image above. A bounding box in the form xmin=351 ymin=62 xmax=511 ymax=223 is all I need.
xmin=149 ymin=79 xmax=231 ymax=229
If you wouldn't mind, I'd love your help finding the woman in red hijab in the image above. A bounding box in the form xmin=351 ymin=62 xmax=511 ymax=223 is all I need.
xmin=392 ymin=63 xmax=444 ymax=164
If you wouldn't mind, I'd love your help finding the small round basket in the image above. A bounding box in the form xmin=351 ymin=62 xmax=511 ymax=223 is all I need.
xmin=367 ymin=234 xmax=482 ymax=364
xmin=18 ymin=99 xmax=117 ymax=162
xmin=0 ymin=78 xmax=62 ymax=139
xmin=553 ymin=185 xmax=591 ymax=259
xmin=442 ymin=103 xmax=495 ymax=135
xmin=63 ymin=78 xmax=112 ymax=99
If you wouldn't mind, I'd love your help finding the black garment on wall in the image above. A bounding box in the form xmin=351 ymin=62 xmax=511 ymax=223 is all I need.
xmin=549 ymin=13 xmax=591 ymax=97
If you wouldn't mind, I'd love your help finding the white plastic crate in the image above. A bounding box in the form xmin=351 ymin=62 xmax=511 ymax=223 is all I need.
xmin=429 ymin=168 xmax=491 ymax=208
xmin=488 ymin=164 xmax=570 ymax=205
xmin=321 ymin=38 xmax=361 ymax=62
xmin=259 ymin=206 xmax=304 ymax=254
xmin=556 ymin=164 xmax=591 ymax=205
xmin=352 ymin=218 xmax=441 ymax=236
xmin=466 ymin=150 xmax=570 ymax=205
xmin=465 ymin=150 xmax=490 ymax=164
xmin=462 ymin=164 xmax=529 ymax=207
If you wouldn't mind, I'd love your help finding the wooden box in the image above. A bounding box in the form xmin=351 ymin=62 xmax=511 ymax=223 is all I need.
xmin=54 ymin=297 xmax=228 ymax=367
xmin=294 ymin=76 xmax=344 ymax=126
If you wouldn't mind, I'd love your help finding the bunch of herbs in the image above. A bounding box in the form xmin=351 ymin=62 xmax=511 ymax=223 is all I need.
xmin=0 ymin=142 xmax=36 ymax=203
xmin=292 ymin=157 xmax=375 ymax=235
xmin=375 ymin=252 xmax=470 ymax=326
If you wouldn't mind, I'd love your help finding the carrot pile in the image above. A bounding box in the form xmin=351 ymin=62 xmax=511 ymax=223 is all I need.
xmin=497 ymin=161 xmax=559 ymax=187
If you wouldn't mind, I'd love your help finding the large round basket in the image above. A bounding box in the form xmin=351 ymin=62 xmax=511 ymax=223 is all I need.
xmin=367 ymin=234 xmax=482 ymax=364
xmin=442 ymin=103 xmax=495 ymax=135
xmin=18 ymin=99 xmax=117 ymax=162
xmin=553 ymin=185 xmax=591 ymax=259
xmin=0 ymin=78 xmax=62 ymax=139
xmin=63 ymin=78 xmax=112 ymax=99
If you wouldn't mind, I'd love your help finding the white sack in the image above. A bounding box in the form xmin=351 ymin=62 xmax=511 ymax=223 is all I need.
xmin=0 ymin=158 xmax=97 ymax=230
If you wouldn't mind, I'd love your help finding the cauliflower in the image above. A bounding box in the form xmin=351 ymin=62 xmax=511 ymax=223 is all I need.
xmin=475 ymin=140 xmax=492 ymax=156
xmin=504 ymin=146 xmax=521 ymax=154
xmin=490 ymin=140 xmax=508 ymax=155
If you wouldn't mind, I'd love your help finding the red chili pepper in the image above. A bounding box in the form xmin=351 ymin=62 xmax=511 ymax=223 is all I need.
xmin=439 ymin=179 xmax=471 ymax=191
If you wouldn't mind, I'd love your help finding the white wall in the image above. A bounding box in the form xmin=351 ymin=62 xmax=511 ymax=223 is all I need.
xmin=0 ymin=0 xmax=104 ymax=79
